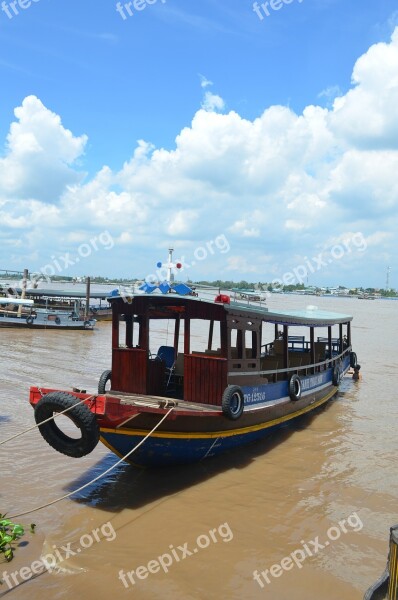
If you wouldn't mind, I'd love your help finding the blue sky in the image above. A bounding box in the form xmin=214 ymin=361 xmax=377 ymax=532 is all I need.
xmin=1 ymin=0 xmax=398 ymax=287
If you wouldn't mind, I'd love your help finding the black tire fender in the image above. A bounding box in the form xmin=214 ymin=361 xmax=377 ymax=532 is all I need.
xmin=26 ymin=316 xmax=34 ymax=325
xmin=34 ymin=392 xmax=99 ymax=458
xmin=98 ymin=369 xmax=112 ymax=394
xmin=332 ymin=363 xmax=341 ymax=386
xmin=55 ymin=316 xmax=61 ymax=325
xmin=350 ymin=351 xmax=358 ymax=369
xmin=289 ymin=374 xmax=302 ymax=401
xmin=222 ymin=385 xmax=244 ymax=420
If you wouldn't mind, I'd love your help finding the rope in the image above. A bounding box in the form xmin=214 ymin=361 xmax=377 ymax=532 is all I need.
xmin=0 ymin=394 xmax=96 ymax=447
xmin=8 ymin=407 xmax=174 ymax=520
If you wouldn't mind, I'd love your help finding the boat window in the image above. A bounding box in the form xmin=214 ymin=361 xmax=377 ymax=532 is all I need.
xmin=117 ymin=314 xmax=140 ymax=348
xmin=261 ymin=322 xmax=277 ymax=355
xmin=148 ymin=318 xmax=185 ymax=356
xmin=190 ymin=319 xmax=221 ymax=355
xmin=245 ymin=330 xmax=258 ymax=359
xmin=149 ymin=319 xmax=173 ymax=355
xmin=230 ymin=328 xmax=243 ymax=359
xmin=118 ymin=317 xmax=127 ymax=348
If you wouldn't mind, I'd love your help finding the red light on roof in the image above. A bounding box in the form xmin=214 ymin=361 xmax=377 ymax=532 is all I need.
xmin=214 ymin=294 xmax=230 ymax=304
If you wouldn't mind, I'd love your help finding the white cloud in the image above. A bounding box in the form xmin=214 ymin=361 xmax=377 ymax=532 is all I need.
xmin=329 ymin=28 xmax=398 ymax=149
xmin=0 ymin=96 xmax=87 ymax=203
xmin=199 ymin=74 xmax=213 ymax=88
xmin=1 ymin=29 xmax=398 ymax=285
xmin=201 ymin=91 xmax=225 ymax=112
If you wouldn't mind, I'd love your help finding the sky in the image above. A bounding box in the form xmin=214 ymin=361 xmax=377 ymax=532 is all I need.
xmin=0 ymin=0 xmax=398 ymax=288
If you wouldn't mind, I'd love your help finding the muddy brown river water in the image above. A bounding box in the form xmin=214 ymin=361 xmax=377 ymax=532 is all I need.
xmin=1 ymin=293 xmax=397 ymax=600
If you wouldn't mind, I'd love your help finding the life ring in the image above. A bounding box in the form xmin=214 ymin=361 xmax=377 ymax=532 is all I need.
xmin=332 ymin=363 xmax=341 ymax=386
xmin=289 ymin=374 xmax=302 ymax=401
xmin=34 ymin=391 xmax=99 ymax=458
xmin=26 ymin=316 xmax=34 ymax=325
xmin=349 ymin=351 xmax=358 ymax=369
xmin=222 ymin=385 xmax=244 ymax=420
xmin=55 ymin=316 xmax=61 ymax=325
xmin=98 ymin=369 xmax=112 ymax=394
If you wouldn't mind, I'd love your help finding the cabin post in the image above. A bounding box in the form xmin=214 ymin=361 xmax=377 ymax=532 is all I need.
xmin=112 ymin=306 xmax=119 ymax=348
xmin=339 ymin=323 xmax=343 ymax=354
xmin=252 ymin=330 xmax=258 ymax=359
xmin=328 ymin=326 xmax=333 ymax=364
xmin=347 ymin=322 xmax=351 ymax=348
xmin=174 ymin=316 xmax=181 ymax=354
xmin=184 ymin=318 xmax=190 ymax=354
xmin=208 ymin=319 xmax=214 ymax=351
xmin=220 ymin=320 xmax=228 ymax=358
xmin=126 ymin=314 xmax=133 ymax=348
xmin=139 ymin=315 xmax=149 ymax=351
xmin=283 ymin=325 xmax=289 ymax=372
xmin=275 ymin=324 xmax=279 ymax=340
xmin=237 ymin=329 xmax=243 ymax=358
xmin=310 ymin=327 xmax=315 ymax=374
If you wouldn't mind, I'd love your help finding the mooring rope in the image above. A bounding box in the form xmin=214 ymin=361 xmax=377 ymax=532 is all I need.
xmin=0 ymin=393 xmax=96 ymax=447
xmin=8 ymin=407 xmax=174 ymax=520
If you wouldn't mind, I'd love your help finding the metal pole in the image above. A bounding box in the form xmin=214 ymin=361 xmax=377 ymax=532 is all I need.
xmin=363 ymin=524 xmax=398 ymax=600
xmin=167 ymin=248 xmax=174 ymax=283
xmin=389 ymin=525 xmax=398 ymax=599
xmin=17 ymin=268 xmax=28 ymax=317
xmin=85 ymin=277 xmax=91 ymax=319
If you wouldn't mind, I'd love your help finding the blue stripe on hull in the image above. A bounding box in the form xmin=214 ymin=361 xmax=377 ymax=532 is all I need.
xmin=101 ymin=425 xmax=283 ymax=467
xmin=100 ymin=401 xmax=331 ymax=467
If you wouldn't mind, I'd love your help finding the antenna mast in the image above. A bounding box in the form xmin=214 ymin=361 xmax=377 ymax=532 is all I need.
xmin=386 ymin=266 xmax=391 ymax=291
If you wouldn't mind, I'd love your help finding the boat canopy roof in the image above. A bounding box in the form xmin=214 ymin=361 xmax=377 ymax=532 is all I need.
xmin=231 ymin=307 xmax=353 ymax=326
xmin=108 ymin=293 xmax=353 ymax=326
xmin=0 ymin=297 xmax=34 ymax=306
xmin=13 ymin=288 xmax=111 ymax=300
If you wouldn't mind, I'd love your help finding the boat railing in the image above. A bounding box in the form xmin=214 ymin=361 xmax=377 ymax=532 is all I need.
xmin=229 ymin=346 xmax=351 ymax=378
xmin=261 ymin=337 xmax=345 ymax=357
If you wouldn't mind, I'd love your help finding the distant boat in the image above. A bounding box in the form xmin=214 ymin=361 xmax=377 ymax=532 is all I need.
xmin=4 ymin=286 xmax=113 ymax=321
xmin=0 ymin=297 xmax=96 ymax=330
xmin=231 ymin=288 xmax=267 ymax=302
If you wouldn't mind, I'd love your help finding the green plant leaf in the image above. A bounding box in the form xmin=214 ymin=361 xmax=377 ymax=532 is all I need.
xmin=1 ymin=535 xmax=13 ymax=544
xmin=0 ymin=512 xmax=32 ymax=563
xmin=0 ymin=520 xmax=12 ymax=527
xmin=4 ymin=549 xmax=13 ymax=562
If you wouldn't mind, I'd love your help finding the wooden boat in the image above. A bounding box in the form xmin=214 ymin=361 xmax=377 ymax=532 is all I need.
xmin=28 ymin=289 xmax=358 ymax=466
xmin=11 ymin=287 xmax=113 ymax=321
xmin=0 ymin=297 xmax=96 ymax=330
